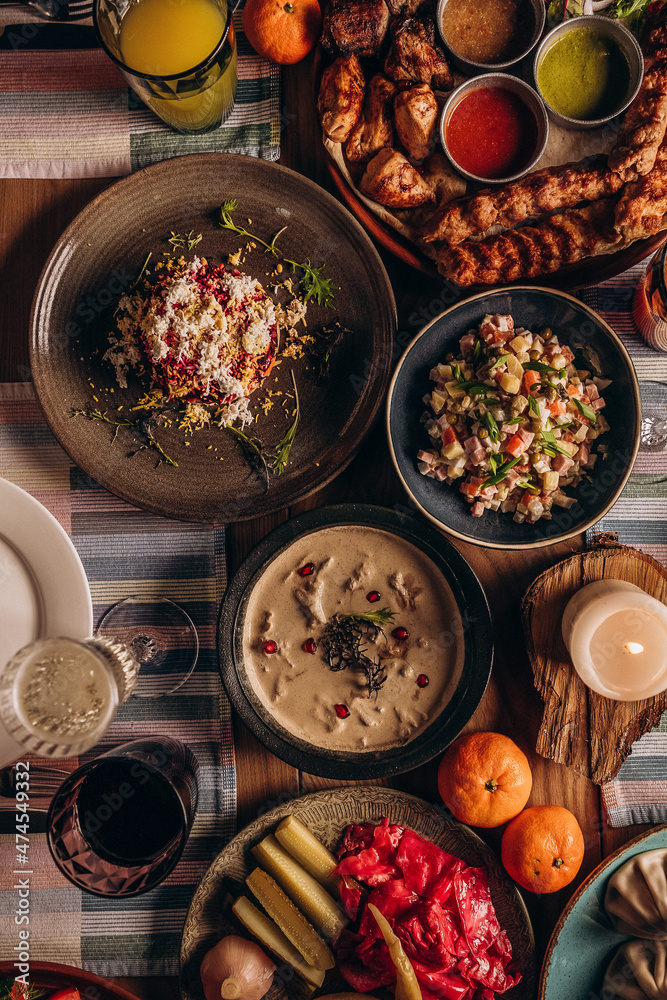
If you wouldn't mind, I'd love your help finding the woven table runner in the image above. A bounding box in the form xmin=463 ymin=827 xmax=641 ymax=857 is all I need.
xmin=0 ymin=9 xmax=280 ymax=178
xmin=581 ymin=261 xmax=667 ymax=827
xmin=0 ymin=381 xmax=235 ymax=975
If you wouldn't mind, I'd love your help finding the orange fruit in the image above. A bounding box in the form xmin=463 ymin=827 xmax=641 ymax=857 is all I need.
xmin=501 ymin=805 xmax=585 ymax=894
xmin=242 ymin=0 xmax=322 ymax=64
xmin=437 ymin=731 xmax=532 ymax=828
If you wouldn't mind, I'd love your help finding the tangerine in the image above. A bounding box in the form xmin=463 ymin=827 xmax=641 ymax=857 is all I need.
xmin=437 ymin=731 xmax=532 ymax=828
xmin=501 ymin=804 xmax=585 ymax=894
xmin=242 ymin=0 xmax=322 ymax=64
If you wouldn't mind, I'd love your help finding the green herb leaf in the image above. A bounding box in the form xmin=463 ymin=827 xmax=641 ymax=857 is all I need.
xmin=528 ymin=395 xmax=541 ymax=416
xmin=227 ymin=425 xmax=269 ymax=488
xmin=217 ymin=205 xmax=284 ymax=257
xmin=482 ymin=455 xmax=522 ymax=488
xmin=168 ymin=230 xmax=202 ymax=252
xmin=130 ymin=252 xmax=152 ymax=290
xmin=523 ymin=360 xmax=559 ymax=375
xmin=451 ymin=362 xmax=462 ymax=381
xmin=274 ymin=371 xmax=300 ymax=475
xmin=504 ymin=415 xmax=526 ymax=425
xmin=343 ymin=607 xmax=396 ymax=627
xmin=474 ymin=396 xmax=500 ymax=405
xmin=219 ymin=198 xmax=238 ymax=212
xmin=488 ymin=453 xmax=499 ymax=474
xmin=488 ymin=353 xmax=510 ymax=371
xmin=574 ymin=397 xmax=597 ymax=423
xmin=472 ymin=340 xmax=483 ymax=363
xmin=284 ymin=258 xmax=336 ymax=307
xmin=483 ymin=410 xmax=499 ymax=443
xmin=540 ymin=429 xmax=570 ymax=457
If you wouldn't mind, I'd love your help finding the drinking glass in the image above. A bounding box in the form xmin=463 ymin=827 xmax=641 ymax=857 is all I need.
xmin=628 ymin=382 xmax=667 ymax=485
xmin=93 ymin=0 xmax=237 ymax=135
xmin=96 ymin=596 xmax=199 ymax=698
xmin=47 ymin=736 xmax=199 ymax=897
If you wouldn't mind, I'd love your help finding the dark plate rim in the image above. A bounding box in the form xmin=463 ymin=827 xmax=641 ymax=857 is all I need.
xmin=385 ymin=285 xmax=641 ymax=550
xmin=217 ymin=502 xmax=493 ymax=778
xmin=538 ymin=824 xmax=667 ymax=1000
xmin=28 ymin=152 xmax=397 ymax=524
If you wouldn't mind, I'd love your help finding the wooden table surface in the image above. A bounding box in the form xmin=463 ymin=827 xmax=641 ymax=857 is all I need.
xmin=0 ymin=53 xmax=651 ymax=1000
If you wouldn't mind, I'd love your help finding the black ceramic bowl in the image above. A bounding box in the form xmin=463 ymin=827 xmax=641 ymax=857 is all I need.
xmin=218 ymin=504 xmax=493 ymax=779
xmin=387 ymin=287 xmax=640 ymax=550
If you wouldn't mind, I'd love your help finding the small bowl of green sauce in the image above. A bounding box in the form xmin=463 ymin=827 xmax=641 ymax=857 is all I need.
xmin=534 ymin=15 xmax=643 ymax=129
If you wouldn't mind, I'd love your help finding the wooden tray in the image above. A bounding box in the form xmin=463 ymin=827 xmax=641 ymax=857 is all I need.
xmin=521 ymin=536 xmax=667 ymax=785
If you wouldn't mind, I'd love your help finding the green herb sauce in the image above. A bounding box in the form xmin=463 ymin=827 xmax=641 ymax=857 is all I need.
xmin=537 ymin=27 xmax=630 ymax=121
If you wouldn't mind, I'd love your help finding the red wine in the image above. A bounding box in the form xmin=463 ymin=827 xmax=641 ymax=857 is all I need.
xmin=76 ymin=758 xmax=184 ymax=864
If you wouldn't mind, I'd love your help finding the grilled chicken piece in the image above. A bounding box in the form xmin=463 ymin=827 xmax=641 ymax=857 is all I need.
xmin=384 ymin=16 xmax=453 ymax=91
xmin=422 ymin=156 xmax=623 ymax=245
xmin=393 ymin=83 xmax=439 ymax=160
xmin=615 ymin=136 xmax=667 ymax=240
xmin=609 ymin=7 xmax=667 ymax=180
xmin=321 ymin=0 xmax=390 ymax=56
xmin=437 ymin=200 xmax=621 ymax=286
xmin=346 ymin=74 xmax=398 ymax=162
xmin=318 ymin=54 xmax=365 ymax=143
xmin=386 ymin=0 xmax=431 ymax=14
xmin=360 ymin=147 xmax=436 ymax=207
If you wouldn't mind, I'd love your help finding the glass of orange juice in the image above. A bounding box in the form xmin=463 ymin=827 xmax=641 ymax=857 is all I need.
xmin=94 ymin=0 xmax=237 ymax=134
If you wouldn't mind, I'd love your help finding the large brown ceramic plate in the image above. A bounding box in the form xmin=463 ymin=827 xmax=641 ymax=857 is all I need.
xmin=179 ymin=786 xmax=535 ymax=1000
xmin=29 ymin=153 xmax=396 ymax=522
xmin=0 ymin=961 xmax=141 ymax=1000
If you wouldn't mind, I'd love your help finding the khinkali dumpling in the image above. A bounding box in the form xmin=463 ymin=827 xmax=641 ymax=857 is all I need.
xmin=602 ymin=939 xmax=667 ymax=999
xmin=605 ymin=850 xmax=667 ymax=939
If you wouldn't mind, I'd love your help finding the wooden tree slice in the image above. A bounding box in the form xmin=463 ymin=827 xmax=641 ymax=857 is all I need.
xmin=521 ymin=536 xmax=667 ymax=785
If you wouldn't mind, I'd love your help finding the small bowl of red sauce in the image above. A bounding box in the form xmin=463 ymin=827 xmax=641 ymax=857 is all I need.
xmin=440 ymin=74 xmax=548 ymax=185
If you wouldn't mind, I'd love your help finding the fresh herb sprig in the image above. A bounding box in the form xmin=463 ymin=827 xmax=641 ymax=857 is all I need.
xmin=523 ymin=360 xmax=560 ymax=375
xmin=0 ymin=979 xmax=44 ymax=1000
xmin=321 ymin=612 xmax=390 ymax=698
xmin=482 ymin=455 xmax=522 ymax=488
xmin=284 ymin=258 xmax=335 ymax=308
xmin=540 ymin=429 xmax=571 ymax=458
xmin=71 ymin=408 xmax=178 ymax=467
xmin=274 ymin=371 xmax=300 ymax=475
xmin=342 ymin=608 xmax=396 ymax=627
xmin=130 ymin=252 xmax=152 ymax=290
xmin=227 ymin=426 xmax=270 ymax=488
xmin=488 ymin=353 xmax=509 ymax=371
xmin=168 ymin=230 xmax=202 ymax=252
xmin=216 ymin=201 xmax=336 ymax=304
xmin=216 ymin=200 xmax=286 ymax=257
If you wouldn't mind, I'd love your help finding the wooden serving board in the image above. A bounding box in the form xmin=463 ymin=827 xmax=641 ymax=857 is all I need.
xmin=521 ymin=536 xmax=667 ymax=785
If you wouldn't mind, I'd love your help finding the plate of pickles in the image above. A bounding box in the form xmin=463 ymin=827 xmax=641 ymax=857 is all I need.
xmin=179 ymin=786 xmax=535 ymax=1000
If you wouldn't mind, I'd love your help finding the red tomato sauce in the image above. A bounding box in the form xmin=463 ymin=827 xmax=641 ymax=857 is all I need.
xmin=445 ymin=86 xmax=538 ymax=180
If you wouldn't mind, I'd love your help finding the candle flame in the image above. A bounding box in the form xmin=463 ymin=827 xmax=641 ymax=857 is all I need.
xmin=625 ymin=642 xmax=644 ymax=655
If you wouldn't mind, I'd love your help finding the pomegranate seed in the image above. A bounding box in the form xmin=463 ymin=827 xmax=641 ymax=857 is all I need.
xmin=303 ymin=638 xmax=317 ymax=654
xmin=392 ymin=627 xmax=409 ymax=641
xmin=367 ymin=590 xmax=381 ymax=603
xmin=262 ymin=640 xmax=277 ymax=654
xmin=334 ymin=704 xmax=350 ymax=719
xmin=417 ymin=674 xmax=429 ymax=688
xmin=298 ymin=563 xmax=315 ymax=577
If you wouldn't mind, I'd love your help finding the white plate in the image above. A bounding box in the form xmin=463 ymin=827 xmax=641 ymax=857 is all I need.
xmin=0 ymin=478 xmax=92 ymax=668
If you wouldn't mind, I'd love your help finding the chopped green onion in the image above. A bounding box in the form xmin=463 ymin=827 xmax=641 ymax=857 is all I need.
xmin=472 ymin=340 xmax=483 ymax=363
xmin=483 ymin=411 xmax=499 ymax=443
xmin=482 ymin=455 xmax=522 ymax=488
xmin=504 ymin=415 xmax=526 ymax=425
xmin=488 ymin=353 xmax=510 ymax=371
xmin=528 ymin=395 xmax=541 ymax=416
xmin=574 ymin=397 xmax=597 ymax=423
xmin=524 ymin=360 xmax=559 ymax=375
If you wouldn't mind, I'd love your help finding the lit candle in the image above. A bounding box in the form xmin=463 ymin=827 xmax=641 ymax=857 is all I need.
xmin=562 ymin=580 xmax=667 ymax=701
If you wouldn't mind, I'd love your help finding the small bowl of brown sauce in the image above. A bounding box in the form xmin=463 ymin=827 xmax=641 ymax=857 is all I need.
xmin=440 ymin=73 xmax=549 ymax=184
xmin=436 ymin=0 xmax=545 ymax=74
xmin=534 ymin=15 xmax=643 ymax=130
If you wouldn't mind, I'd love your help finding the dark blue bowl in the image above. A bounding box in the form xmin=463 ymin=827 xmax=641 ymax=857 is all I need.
xmin=387 ymin=287 xmax=640 ymax=550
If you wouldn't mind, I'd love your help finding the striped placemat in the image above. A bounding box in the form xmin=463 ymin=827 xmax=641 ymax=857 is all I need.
xmin=0 ymin=9 xmax=280 ymax=178
xmin=580 ymin=261 xmax=667 ymax=827
xmin=0 ymin=381 xmax=236 ymax=975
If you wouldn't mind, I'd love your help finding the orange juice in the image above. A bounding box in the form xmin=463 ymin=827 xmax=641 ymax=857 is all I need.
xmin=120 ymin=0 xmax=225 ymax=75
xmin=117 ymin=0 xmax=237 ymax=133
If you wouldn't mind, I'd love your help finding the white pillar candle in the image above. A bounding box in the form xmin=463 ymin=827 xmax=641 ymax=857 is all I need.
xmin=561 ymin=580 xmax=667 ymax=701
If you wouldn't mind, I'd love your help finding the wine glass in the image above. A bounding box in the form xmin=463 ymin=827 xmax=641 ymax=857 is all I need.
xmin=95 ymin=596 xmax=199 ymax=698
xmin=628 ymin=382 xmax=667 ymax=486
xmin=46 ymin=736 xmax=199 ymax=897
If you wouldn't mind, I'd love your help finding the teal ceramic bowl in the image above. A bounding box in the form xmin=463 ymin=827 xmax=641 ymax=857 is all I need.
xmin=540 ymin=825 xmax=667 ymax=999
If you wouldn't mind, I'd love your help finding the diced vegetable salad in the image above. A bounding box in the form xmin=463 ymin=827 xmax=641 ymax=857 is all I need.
xmin=417 ymin=313 xmax=610 ymax=523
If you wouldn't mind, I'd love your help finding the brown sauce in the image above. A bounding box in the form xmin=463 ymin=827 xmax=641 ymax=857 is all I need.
xmin=441 ymin=0 xmax=534 ymax=64
xmin=241 ymin=525 xmax=464 ymax=753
